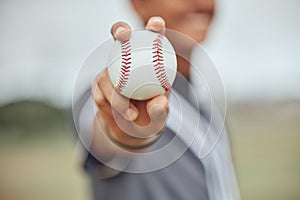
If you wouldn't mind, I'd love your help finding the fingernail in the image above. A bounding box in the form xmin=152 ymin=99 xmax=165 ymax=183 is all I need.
xmin=149 ymin=16 xmax=165 ymax=25
xmin=115 ymin=26 xmax=127 ymax=38
xmin=125 ymin=108 xmax=138 ymax=120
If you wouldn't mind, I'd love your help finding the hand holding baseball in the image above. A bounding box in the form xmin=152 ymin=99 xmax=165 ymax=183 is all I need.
xmin=92 ymin=17 xmax=171 ymax=154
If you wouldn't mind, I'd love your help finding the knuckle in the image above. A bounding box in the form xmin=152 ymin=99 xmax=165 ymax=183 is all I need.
xmin=92 ymin=89 xmax=106 ymax=107
xmin=96 ymin=96 xmax=107 ymax=107
xmin=111 ymin=96 xmax=128 ymax=112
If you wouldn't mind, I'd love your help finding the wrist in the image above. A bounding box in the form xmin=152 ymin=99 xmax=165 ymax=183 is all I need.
xmin=105 ymin=128 xmax=164 ymax=152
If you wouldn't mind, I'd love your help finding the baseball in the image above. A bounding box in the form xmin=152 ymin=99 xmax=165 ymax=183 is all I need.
xmin=107 ymin=30 xmax=177 ymax=100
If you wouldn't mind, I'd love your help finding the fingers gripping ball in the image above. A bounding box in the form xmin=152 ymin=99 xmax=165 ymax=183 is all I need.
xmin=107 ymin=30 xmax=177 ymax=100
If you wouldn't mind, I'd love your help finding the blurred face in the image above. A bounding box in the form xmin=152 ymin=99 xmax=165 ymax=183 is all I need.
xmin=131 ymin=0 xmax=215 ymax=44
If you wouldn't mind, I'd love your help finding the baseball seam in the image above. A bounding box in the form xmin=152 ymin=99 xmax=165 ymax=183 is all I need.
xmin=152 ymin=34 xmax=171 ymax=92
xmin=117 ymin=40 xmax=131 ymax=92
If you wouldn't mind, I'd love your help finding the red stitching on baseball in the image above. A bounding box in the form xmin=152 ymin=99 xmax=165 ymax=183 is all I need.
xmin=152 ymin=34 xmax=171 ymax=92
xmin=117 ymin=40 xmax=131 ymax=91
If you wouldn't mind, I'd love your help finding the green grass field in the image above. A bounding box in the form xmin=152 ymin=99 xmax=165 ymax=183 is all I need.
xmin=0 ymin=101 xmax=299 ymax=200
xmin=228 ymin=102 xmax=300 ymax=200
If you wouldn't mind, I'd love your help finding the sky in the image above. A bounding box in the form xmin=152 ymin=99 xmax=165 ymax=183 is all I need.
xmin=0 ymin=0 xmax=299 ymax=107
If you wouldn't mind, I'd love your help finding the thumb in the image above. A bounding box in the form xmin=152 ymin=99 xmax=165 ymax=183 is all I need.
xmin=147 ymin=95 xmax=169 ymax=125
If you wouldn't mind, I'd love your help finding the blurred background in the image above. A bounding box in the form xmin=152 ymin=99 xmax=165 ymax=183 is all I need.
xmin=0 ymin=0 xmax=299 ymax=200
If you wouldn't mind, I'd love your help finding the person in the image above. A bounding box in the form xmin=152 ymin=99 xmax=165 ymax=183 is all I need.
xmin=73 ymin=0 xmax=240 ymax=199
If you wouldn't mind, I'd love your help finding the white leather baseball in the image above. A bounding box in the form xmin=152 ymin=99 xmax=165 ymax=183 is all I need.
xmin=107 ymin=30 xmax=177 ymax=100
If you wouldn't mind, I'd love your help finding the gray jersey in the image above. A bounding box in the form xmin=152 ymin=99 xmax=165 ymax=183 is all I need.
xmin=86 ymin=127 xmax=209 ymax=200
